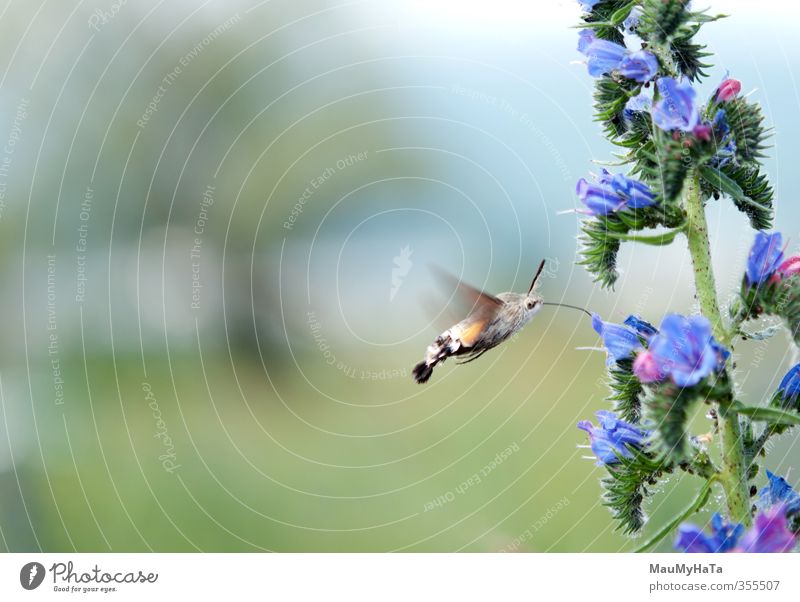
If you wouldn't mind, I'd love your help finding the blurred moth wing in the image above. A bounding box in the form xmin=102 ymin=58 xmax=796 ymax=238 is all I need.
xmin=426 ymin=264 xmax=504 ymax=337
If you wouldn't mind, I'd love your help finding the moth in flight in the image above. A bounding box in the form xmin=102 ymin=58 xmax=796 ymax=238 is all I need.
xmin=412 ymin=260 xmax=588 ymax=383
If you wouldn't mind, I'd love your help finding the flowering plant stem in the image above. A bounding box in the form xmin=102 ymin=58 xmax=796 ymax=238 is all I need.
xmin=683 ymin=168 xmax=752 ymax=526
xmin=635 ymin=474 xmax=717 ymax=552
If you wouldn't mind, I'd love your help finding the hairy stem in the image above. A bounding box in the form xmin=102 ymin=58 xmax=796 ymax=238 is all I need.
xmin=635 ymin=475 xmax=716 ymax=552
xmin=683 ymin=169 xmax=752 ymax=527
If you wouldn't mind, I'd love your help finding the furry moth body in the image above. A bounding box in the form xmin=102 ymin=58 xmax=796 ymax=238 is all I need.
xmin=412 ymin=260 xmax=547 ymax=384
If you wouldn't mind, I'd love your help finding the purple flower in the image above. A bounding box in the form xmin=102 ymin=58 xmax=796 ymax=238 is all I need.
xmin=592 ymin=313 xmax=645 ymax=365
xmin=576 ymin=169 xmax=656 ymax=216
xmin=618 ymin=50 xmax=659 ymax=83
xmin=746 ymin=231 xmax=784 ymax=286
xmin=675 ymin=513 xmax=744 ymax=553
xmin=652 ymin=77 xmax=700 ymax=132
xmin=633 ymin=314 xmax=727 ymax=387
xmin=737 ymin=506 xmax=797 ymax=553
xmin=759 ymin=471 xmax=800 ymax=516
xmin=576 ymin=176 xmax=625 ymax=216
xmin=676 ymin=509 xmax=797 ymax=553
xmin=577 ymin=410 xmax=646 ymax=465
xmin=579 ymin=36 xmax=628 ymax=78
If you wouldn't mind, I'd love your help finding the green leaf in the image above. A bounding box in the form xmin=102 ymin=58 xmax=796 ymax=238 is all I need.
xmin=721 ymin=164 xmax=773 ymax=230
xmin=581 ymin=0 xmax=631 ymax=45
xmin=608 ymin=1 xmax=636 ymax=25
xmin=603 ymin=227 xmax=684 ymax=246
xmin=634 ymin=475 xmax=716 ymax=552
xmin=698 ymin=164 xmax=745 ymax=198
xmin=733 ymin=403 xmax=800 ymax=427
xmin=698 ymin=164 xmax=772 ymax=215
xmin=578 ymin=204 xmax=686 ymax=289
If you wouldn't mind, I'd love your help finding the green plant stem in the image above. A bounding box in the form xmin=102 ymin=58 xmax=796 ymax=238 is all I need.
xmin=635 ymin=475 xmax=716 ymax=552
xmin=683 ymin=169 xmax=752 ymax=527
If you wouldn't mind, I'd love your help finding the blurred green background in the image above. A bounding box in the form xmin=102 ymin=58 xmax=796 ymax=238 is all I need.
xmin=0 ymin=0 xmax=799 ymax=552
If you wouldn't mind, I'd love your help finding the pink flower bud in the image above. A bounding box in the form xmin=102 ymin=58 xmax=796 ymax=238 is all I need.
xmin=633 ymin=350 xmax=661 ymax=383
xmin=778 ymin=255 xmax=800 ymax=278
xmin=716 ymin=78 xmax=741 ymax=102
xmin=692 ymin=124 xmax=712 ymax=141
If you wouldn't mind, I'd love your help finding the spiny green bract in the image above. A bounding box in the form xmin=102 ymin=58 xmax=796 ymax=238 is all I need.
xmin=578 ymin=204 xmax=685 ymax=289
xmin=581 ymin=0 xmax=633 ymax=45
xmin=725 ymin=97 xmax=771 ymax=164
xmin=607 ymin=359 xmax=645 ymax=423
xmin=601 ymin=448 xmax=669 ymax=535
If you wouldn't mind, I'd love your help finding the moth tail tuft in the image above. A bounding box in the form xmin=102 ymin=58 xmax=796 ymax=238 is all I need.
xmin=412 ymin=361 xmax=434 ymax=384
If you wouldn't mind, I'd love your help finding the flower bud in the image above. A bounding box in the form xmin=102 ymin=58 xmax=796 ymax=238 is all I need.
xmin=716 ymin=78 xmax=741 ymax=102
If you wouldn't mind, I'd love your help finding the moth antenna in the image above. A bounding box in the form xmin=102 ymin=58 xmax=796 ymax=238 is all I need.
xmin=527 ymin=259 xmax=547 ymax=294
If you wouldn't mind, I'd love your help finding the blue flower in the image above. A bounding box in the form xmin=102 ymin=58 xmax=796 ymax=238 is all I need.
xmin=746 ymin=231 xmax=784 ymax=286
xmin=576 ymin=169 xmax=656 ymax=216
xmin=633 ymin=314 xmax=727 ymax=387
xmin=737 ymin=506 xmax=797 ymax=553
xmin=624 ymin=315 xmax=658 ymax=338
xmin=623 ymin=6 xmax=643 ymax=34
xmin=759 ymin=471 xmax=800 ymax=516
xmin=592 ymin=313 xmax=645 ymax=365
xmin=676 ymin=509 xmax=797 ymax=553
xmin=776 ymin=365 xmax=800 ymax=408
xmin=579 ymin=36 xmax=628 ymax=78
xmin=618 ymin=50 xmax=659 ymax=83
xmin=577 ymin=29 xmax=596 ymax=54
xmin=651 ymin=77 xmax=700 ymax=132
xmin=610 ymin=172 xmax=656 ymax=209
xmin=577 ymin=0 xmax=601 ymax=12
xmin=576 ymin=176 xmax=624 ymax=215
xmin=710 ymin=109 xmax=737 ymax=168
xmin=623 ymin=91 xmax=652 ymax=121
xmin=675 ymin=513 xmax=744 ymax=553
xmin=577 ymin=410 xmax=646 ymax=465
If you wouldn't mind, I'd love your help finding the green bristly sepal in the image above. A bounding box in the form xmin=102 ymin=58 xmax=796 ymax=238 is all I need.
xmin=733 ymin=275 xmax=800 ymax=346
xmin=725 ymin=96 xmax=772 ymax=164
xmin=601 ymin=447 xmax=669 ymax=535
xmin=578 ymin=204 xmax=686 ymax=289
xmin=581 ymin=0 xmax=634 ymax=44
xmin=607 ymin=358 xmax=644 ymax=423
